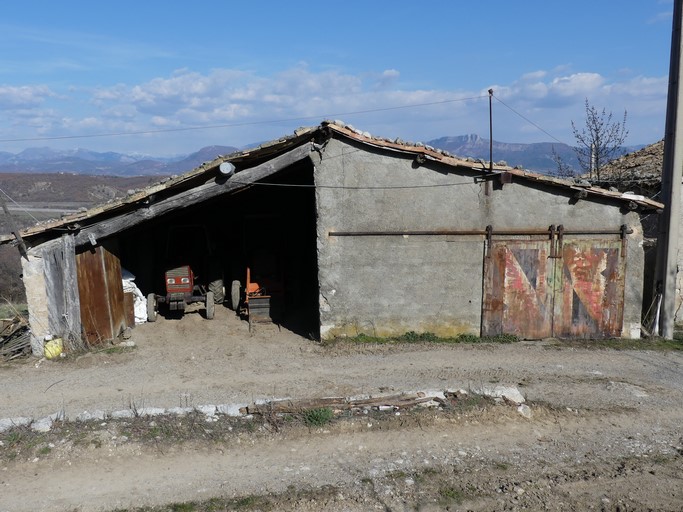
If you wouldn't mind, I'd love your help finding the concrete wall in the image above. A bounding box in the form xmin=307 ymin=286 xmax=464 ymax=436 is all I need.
xmin=675 ymin=194 xmax=683 ymax=326
xmin=21 ymin=248 xmax=50 ymax=356
xmin=314 ymin=138 xmax=646 ymax=339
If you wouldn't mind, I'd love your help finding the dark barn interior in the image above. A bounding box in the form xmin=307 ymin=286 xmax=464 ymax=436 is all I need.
xmin=110 ymin=158 xmax=320 ymax=338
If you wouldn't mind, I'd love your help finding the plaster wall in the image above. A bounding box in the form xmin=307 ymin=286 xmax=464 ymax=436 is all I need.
xmin=21 ymin=248 xmax=50 ymax=356
xmin=675 ymin=194 xmax=683 ymax=326
xmin=314 ymin=138 xmax=646 ymax=339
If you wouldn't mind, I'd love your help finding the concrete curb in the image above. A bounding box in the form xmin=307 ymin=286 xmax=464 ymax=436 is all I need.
xmin=0 ymin=386 xmax=529 ymax=433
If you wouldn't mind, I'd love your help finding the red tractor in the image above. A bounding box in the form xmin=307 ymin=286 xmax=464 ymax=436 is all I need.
xmin=147 ymin=264 xmax=215 ymax=321
xmin=146 ymin=225 xmax=223 ymax=322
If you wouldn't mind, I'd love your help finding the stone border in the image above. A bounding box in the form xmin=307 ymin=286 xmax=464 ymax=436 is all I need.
xmin=0 ymin=386 xmax=529 ymax=434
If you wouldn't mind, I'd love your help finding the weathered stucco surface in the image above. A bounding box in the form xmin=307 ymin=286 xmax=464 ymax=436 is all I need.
xmin=314 ymin=138 xmax=646 ymax=339
xmin=676 ymin=194 xmax=683 ymax=326
xmin=21 ymin=249 xmax=49 ymax=356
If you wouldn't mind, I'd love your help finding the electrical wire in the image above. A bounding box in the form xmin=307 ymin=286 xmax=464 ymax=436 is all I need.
xmin=228 ymin=180 xmax=478 ymax=190
xmin=0 ymin=186 xmax=41 ymax=223
xmin=0 ymin=90 xmax=572 ymax=161
xmin=492 ymin=95 xmax=568 ymax=146
xmin=0 ymin=95 xmax=487 ymax=144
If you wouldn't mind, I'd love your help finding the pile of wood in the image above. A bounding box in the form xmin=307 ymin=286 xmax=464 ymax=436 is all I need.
xmin=1 ymin=316 xmax=31 ymax=361
xmin=240 ymin=391 xmax=459 ymax=415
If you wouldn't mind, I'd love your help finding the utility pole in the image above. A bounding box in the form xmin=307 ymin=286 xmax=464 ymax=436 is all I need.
xmin=655 ymin=0 xmax=683 ymax=339
xmin=488 ymin=88 xmax=494 ymax=173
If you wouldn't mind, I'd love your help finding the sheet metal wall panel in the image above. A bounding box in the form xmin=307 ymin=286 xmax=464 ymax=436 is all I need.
xmin=553 ymin=240 xmax=625 ymax=339
xmin=482 ymin=241 xmax=554 ymax=338
xmin=102 ymin=247 xmax=126 ymax=337
xmin=481 ymin=244 xmax=505 ymax=336
xmin=76 ymin=246 xmax=125 ymax=344
xmin=483 ymin=238 xmax=625 ymax=339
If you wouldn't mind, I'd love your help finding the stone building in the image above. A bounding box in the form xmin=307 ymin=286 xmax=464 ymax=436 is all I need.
xmin=0 ymin=121 xmax=663 ymax=355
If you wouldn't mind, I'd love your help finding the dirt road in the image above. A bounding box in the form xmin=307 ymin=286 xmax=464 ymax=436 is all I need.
xmin=2 ymin=306 xmax=683 ymax=511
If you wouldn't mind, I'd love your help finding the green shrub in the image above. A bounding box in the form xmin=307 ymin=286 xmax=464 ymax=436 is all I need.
xmin=395 ymin=331 xmax=438 ymax=342
xmin=303 ymin=407 xmax=333 ymax=427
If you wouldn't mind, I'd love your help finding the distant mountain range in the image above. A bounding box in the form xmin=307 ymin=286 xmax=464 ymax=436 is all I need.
xmin=0 ymin=145 xmax=238 ymax=176
xmin=429 ymin=134 xmax=644 ymax=174
xmin=0 ymin=136 xmax=645 ymax=177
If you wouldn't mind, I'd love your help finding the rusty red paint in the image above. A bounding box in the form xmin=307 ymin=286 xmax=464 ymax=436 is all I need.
xmin=553 ymin=241 xmax=624 ymax=338
xmin=482 ymin=241 xmax=553 ymax=338
xmin=483 ymin=238 xmax=625 ymax=339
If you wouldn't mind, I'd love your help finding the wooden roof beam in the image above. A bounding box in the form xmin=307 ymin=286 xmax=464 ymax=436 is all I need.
xmin=68 ymin=142 xmax=313 ymax=247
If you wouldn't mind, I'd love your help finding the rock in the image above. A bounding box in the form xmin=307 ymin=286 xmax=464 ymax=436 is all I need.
xmin=167 ymin=407 xmax=194 ymax=416
xmin=75 ymin=410 xmax=106 ymax=422
xmin=31 ymin=417 xmax=53 ymax=432
xmin=110 ymin=409 xmax=135 ymax=419
xmin=0 ymin=417 xmax=32 ymax=433
xmin=137 ymin=407 xmax=166 ymax=417
xmin=517 ymin=404 xmax=532 ymax=418
xmin=216 ymin=404 xmax=246 ymax=416
xmin=471 ymin=385 xmax=525 ymax=405
xmin=195 ymin=405 xmax=217 ymax=417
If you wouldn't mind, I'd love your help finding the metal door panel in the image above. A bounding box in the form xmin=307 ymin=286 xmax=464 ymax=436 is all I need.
xmin=482 ymin=241 xmax=554 ymax=338
xmin=76 ymin=246 xmax=125 ymax=344
xmin=552 ymin=240 xmax=625 ymax=338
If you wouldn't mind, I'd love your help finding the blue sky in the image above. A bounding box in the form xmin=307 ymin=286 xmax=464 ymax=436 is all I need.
xmin=0 ymin=0 xmax=673 ymax=156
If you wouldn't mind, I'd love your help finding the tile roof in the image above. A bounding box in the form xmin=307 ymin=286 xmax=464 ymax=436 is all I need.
xmin=589 ymin=139 xmax=664 ymax=186
xmin=0 ymin=121 xmax=663 ymax=245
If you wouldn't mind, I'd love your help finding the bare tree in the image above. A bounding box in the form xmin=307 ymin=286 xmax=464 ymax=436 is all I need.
xmin=551 ymin=145 xmax=576 ymax=178
xmin=571 ymin=99 xmax=628 ymax=181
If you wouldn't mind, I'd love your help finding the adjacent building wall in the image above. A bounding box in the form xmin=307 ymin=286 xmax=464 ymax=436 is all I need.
xmin=21 ymin=234 xmax=83 ymax=356
xmin=21 ymin=248 xmax=50 ymax=355
xmin=675 ymin=193 xmax=683 ymax=326
xmin=314 ymin=138 xmax=646 ymax=339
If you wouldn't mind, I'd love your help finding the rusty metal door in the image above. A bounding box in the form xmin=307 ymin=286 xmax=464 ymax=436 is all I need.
xmin=552 ymin=240 xmax=625 ymax=339
xmin=482 ymin=238 xmax=625 ymax=339
xmin=482 ymin=240 xmax=555 ymax=338
xmin=76 ymin=246 xmax=126 ymax=345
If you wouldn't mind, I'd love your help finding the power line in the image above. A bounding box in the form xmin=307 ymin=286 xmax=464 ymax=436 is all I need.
xmin=0 ymin=95 xmax=487 ymax=144
xmin=492 ymin=95 xmax=568 ymax=146
xmin=229 ymin=180 xmax=478 ymax=190
xmin=0 ymin=186 xmax=40 ymax=223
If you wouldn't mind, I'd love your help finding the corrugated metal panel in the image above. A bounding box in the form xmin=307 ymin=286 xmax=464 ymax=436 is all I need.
xmin=482 ymin=241 xmax=554 ymax=338
xmin=552 ymin=240 xmax=625 ymax=339
xmin=76 ymin=246 xmax=126 ymax=344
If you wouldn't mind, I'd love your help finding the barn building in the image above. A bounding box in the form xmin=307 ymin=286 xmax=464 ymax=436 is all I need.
xmin=0 ymin=121 xmax=663 ymax=355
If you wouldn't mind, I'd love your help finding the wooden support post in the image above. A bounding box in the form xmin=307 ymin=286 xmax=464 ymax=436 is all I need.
xmin=61 ymin=234 xmax=82 ymax=346
xmin=0 ymin=194 xmax=29 ymax=259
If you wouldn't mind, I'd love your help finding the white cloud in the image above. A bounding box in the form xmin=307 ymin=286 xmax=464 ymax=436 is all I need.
xmin=0 ymin=64 xmax=668 ymax=153
xmin=376 ymin=69 xmax=400 ymax=88
xmin=0 ymin=85 xmax=55 ymax=108
xmin=549 ymin=72 xmax=605 ymax=98
xmin=520 ymin=70 xmax=547 ymax=81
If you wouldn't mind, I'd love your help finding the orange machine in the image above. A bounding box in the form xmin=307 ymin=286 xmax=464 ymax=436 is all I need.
xmin=239 ymin=265 xmax=284 ymax=327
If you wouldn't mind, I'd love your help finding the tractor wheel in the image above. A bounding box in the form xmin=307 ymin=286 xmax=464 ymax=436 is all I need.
xmin=230 ymin=280 xmax=241 ymax=311
xmin=206 ymin=291 xmax=215 ymax=320
xmin=147 ymin=293 xmax=157 ymax=322
xmin=208 ymin=278 xmax=224 ymax=304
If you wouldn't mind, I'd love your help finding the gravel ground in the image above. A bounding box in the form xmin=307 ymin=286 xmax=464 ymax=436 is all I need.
xmin=2 ymin=306 xmax=683 ymax=511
